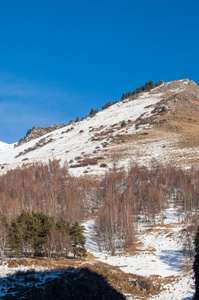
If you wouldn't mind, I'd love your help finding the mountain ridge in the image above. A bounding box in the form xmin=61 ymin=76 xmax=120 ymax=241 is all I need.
xmin=1 ymin=78 xmax=199 ymax=176
xmin=0 ymin=79 xmax=197 ymax=299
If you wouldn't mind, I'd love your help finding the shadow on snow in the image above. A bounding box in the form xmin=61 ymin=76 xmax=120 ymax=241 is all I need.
xmin=0 ymin=267 xmax=125 ymax=300
xmin=157 ymin=250 xmax=184 ymax=273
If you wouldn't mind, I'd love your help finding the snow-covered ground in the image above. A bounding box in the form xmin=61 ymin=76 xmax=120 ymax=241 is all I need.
xmin=83 ymin=204 xmax=195 ymax=299
xmin=0 ymin=204 xmax=194 ymax=299
xmin=0 ymin=262 xmax=48 ymax=298
xmin=0 ymin=264 xmax=79 ymax=298
xmin=151 ymin=273 xmax=194 ymax=300
xmin=0 ymin=262 xmax=46 ymax=279
xmin=0 ymin=141 xmax=14 ymax=154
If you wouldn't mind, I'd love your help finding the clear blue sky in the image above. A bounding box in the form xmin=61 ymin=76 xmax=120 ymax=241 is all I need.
xmin=0 ymin=0 xmax=198 ymax=143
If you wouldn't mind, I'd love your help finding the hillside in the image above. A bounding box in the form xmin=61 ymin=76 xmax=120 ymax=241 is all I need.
xmin=1 ymin=79 xmax=199 ymax=177
xmin=0 ymin=79 xmax=198 ymax=299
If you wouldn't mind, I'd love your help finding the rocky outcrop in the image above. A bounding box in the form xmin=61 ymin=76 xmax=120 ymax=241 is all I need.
xmin=15 ymin=124 xmax=65 ymax=147
xmin=154 ymin=79 xmax=197 ymax=93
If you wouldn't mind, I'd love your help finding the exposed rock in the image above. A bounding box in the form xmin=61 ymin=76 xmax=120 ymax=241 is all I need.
xmin=154 ymin=79 xmax=197 ymax=93
xmin=15 ymin=124 xmax=65 ymax=147
xmin=133 ymin=278 xmax=155 ymax=292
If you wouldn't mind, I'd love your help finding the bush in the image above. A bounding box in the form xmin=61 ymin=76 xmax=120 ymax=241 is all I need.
xmin=121 ymin=120 xmax=126 ymax=128
xmin=161 ymin=106 xmax=166 ymax=112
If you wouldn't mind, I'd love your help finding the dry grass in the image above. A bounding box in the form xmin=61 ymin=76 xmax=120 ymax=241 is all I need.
xmin=2 ymin=256 xmax=163 ymax=299
xmin=2 ymin=217 xmax=183 ymax=299
xmin=97 ymin=86 xmax=199 ymax=169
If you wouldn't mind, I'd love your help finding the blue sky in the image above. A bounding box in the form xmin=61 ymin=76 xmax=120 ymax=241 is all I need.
xmin=0 ymin=0 xmax=199 ymax=143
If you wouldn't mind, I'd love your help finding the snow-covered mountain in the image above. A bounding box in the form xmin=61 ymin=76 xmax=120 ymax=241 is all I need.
xmin=0 ymin=141 xmax=14 ymax=154
xmin=0 ymin=79 xmax=199 ymax=176
xmin=0 ymin=79 xmax=197 ymax=299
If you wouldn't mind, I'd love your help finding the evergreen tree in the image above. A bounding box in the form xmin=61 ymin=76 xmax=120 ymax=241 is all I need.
xmin=17 ymin=210 xmax=32 ymax=255
xmin=56 ymin=217 xmax=70 ymax=234
xmin=136 ymin=87 xmax=142 ymax=93
xmin=90 ymin=108 xmax=98 ymax=115
xmin=90 ymin=108 xmax=94 ymax=115
xmin=8 ymin=219 xmax=23 ymax=256
xmin=6 ymin=210 xmax=32 ymax=256
xmin=121 ymin=93 xmax=125 ymax=100
xmin=6 ymin=211 xmax=54 ymax=257
xmin=194 ymin=226 xmax=199 ymax=299
xmin=144 ymin=81 xmax=150 ymax=91
xmin=70 ymin=221 xmax=86 ymax=258
xmin=121 ymin=120 xmax=126 ymax=128
xmin=161 ymin=106 xmax=166 ymax=112
xmin=148 ymin=80 xmax=155 ymax=89
xmin=2 ymin=211 xmax=87 ymax=259
xmin=31 ymin=212 xmax=54 ymax=256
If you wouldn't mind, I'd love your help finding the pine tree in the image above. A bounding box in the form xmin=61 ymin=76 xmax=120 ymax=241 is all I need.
xmin=4 ymin=211 xmax=54 ymax=257
xmin=56 ymin=217 xmax=70 ymax=234
xmin=17 ymin=210 xmax=32 ymax=255
xmin=148 ymin=80 xmax=155 ymax=89
xmin=70 ymin=221 xmax=86 ymax=258
xmin=31 ymin=212 xmax=54 ymax=256
xmin=8 ymin=219 xmax=23 ymax=256
xmin=90 ymin=108 xmax=98 ymax=115
xmin=144 ymin=81 xmax=150 ymax=91
xmin=121 ymin=93 xmax=125 ymax=100
xmin=7 ymin=211 xmax=33 ymax=256
xmin=121 ymin=120 xmax=126 ymax=128
xmin=194 ymin=226 xmax=199 ymax=299
xmin=90 ymin=108 xmax=94 ymax=115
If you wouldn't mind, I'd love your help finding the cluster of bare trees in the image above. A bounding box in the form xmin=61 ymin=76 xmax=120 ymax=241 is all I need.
xmin=0 ymin=160 xmax=100 ymax=224
xmin=0 ymin=159 xmax=199 ymax=256
xmin=0 ymin=160 xmax=99 ymax=258
xmin=95 ymin=165 xmax=167 ymax=253
xmin=95 ymin=163 xmax=199 ymax=254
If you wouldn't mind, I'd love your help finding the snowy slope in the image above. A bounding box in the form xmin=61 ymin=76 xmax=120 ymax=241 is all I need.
xmin=0 ymin=203 xmax=194 ymax=299
xmin=0 ymin=80 xmax=197 ymax=298
xmin=0 ymin=91 xmax=164 ymax=175
xmin=83 ymin=203 xmax=195 ymax=299
xmin=0 ymin=141 xmax=14 ymax=154
xmin=1 ymin=79 xmax=199 ymax=176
